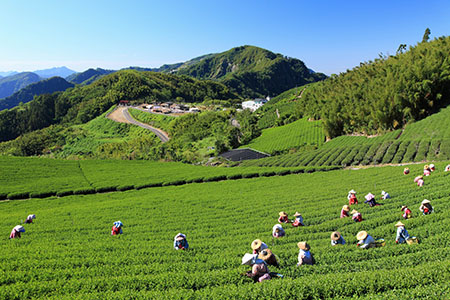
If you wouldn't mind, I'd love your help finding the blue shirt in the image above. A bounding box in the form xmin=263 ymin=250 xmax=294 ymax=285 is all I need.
xmin=396 ymin=227 xmax=410 ymax=244
xmin=331 ymin=236 xmax=346 ymax=246
xmin=174 ymin=239 xmax=189 ymax=250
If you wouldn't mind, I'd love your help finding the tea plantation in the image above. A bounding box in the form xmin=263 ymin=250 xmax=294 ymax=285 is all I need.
xmin=1 ymin=161 xmax=450 ymax=299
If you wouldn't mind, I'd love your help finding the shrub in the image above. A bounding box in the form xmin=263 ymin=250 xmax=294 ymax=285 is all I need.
xmin=7 ymin=192 xmax=30 ymax=200
xmin=29 ymin=191 xmax=56 ymax=198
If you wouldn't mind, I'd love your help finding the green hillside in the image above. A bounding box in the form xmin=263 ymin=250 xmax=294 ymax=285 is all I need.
xmin=0 ymin=72 xmax=41 ymax=99
xmin=1 ymin=160 xmax=449 ymax=298
xmin=241 ymin=118 xmax=325 ymax=154
xmin=66 ymin=68 xmax=115 ymax=85
xmin=176 ymin=45 xmax=326 ymax=98
xmin=0 ymin=77 xmax=74 ymax=111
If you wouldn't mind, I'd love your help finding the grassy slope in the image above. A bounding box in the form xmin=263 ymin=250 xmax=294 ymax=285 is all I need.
xmin=1 ymin=162 xmax=449 ymax=299
xmin=127 ymin=108 xmax=175 ymax=132
xmin=241 ymin=118 xmax=325 ymax=154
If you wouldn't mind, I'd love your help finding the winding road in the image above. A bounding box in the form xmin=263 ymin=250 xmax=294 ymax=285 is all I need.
xmin=107 ymin=106 xmax=170 ymax=143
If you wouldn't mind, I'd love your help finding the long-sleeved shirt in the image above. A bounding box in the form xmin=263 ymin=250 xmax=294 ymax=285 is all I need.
xmin=381 ymin=193 xmax=391 ymax=200
xmin=111 ymin=226 xmax=123 ymax=235
xmin=298 ymin=249 xmax=314 ymax=265
xmin=417 ymin=179 xmax=424 ymax=187
xmin=9 ymin=229 xmax=21 ymax=239
xmin=396 ymin=226 xmax=410 ymax=244
xmin=357 ymin=235 xmax=375 ymax=249
xmin=420 ymin=204 xmax=433 ymax=215
xmin=292 ymin=216 xmax=304 ymax=227
xmin=340 ymin=209 xmax=349 ymax=218
xmin=331 ymin=236 xmax=346 ymax=246
xmin=352 ymin=213 xmax=362 ymax=222
xmin=174 ymin=239 xmax=189 ymax=250
xmin=278 ymin=216 xmax=289 ymax=223
xmin=402 ymin=208 xmax=412 ymax=219
xmin=348 ymin=194 xmax=358 ymax=205
xmin=273 ymin=228 xmax=285 ymax=238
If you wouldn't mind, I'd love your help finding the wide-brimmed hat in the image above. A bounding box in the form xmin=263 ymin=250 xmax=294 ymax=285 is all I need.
xmin=342 ymin=205 xmax=350 ymax=212
xmin=424 ymin=165 xmax=429 ymax=170
xmin=241 ymin=253 xmax=256 ymax=265
xmin=404 ymin=167 xmax=410 ymax=171
xmin=429 ymin=164 xmax=435 ymax=168
xmin=279 ymin=211 xmax=287 ymax=217
xmin=13 ymin=225 xmax=25 ymax=233
xmin=251 ymin=239 xmax=263 ymax=250
xmin=365 ymin=193 xmax=375 ymax=201
xmin=351 ymin=209 xmax=358 ymax=214
xmin=381 ymin=191 xmax=386 ymax=196
xmin=356 ymin=231 xmax=368 ymax=241
xmin=401 ymin=205 xmax=408 ymax=211
xmin=297 ymin=241 xmax=310 ymax=250
xmin=349 ymin=189 xmax=356 ymax=194
xmin=294 ymin=212 xmax=302 ymax=217
xmin=422 ymin=199 xmax=431 ymax=204
xmin=113 ymin=221 xmax=123 ymax=228
xmin=175 ymin=233 xmax=186 ymax=241
xmin=258 ymin=249 xmax=273 ymax=260
xmin=331 ymin=231 xmax=341 ymax=241
xmin=395 ymin=221 xmax=405 ymax=227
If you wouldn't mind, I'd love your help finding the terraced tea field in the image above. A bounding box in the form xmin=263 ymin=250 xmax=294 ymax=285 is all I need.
xmin=1 ymin=160 xmax=450 ymax=299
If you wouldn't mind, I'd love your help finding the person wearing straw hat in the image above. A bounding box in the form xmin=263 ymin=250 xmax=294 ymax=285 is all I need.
xmin=429 ymin=164 xmax=435 ymax=172
xmin=340 ymin=205 xmax=350 ymax=218
xmin=272 ymin=224 xmax=285 ymax=238
xmin=347 ymin=189 xmax=358 ymax=205
xmin=278 ymin=211 xmax=289 ymax=224
xmin=111 ymin=221 xmax=123 ymax=235
xmin=423 ymin=165 xmax=431 ymax=176
xmin=381 ymin=191 xmax=391 ymax=200
xmin=351 ymin=209 xmax=363 ymax=222
xmin=419 ymin=199 xmax=433 ymax=215
xmin=173 ymin=233 xmax=189 ymax=250
xmin=24 ymin=214 xmax=36 ymax=224
xmin=9 ymin=225 xmax=25 ymax=239
xmin=297 ymin=242 xmax=315 ymax=266
xmin=241 ymin=253 xmax=271 ymax=282
xmin=292 ymin=212 xmax=304 ymax=227
xmin=364 ymin=193 xmax=381 ymax=207
xmin=395 ymin=222 xmax=410 ymax=244
xmin=330 ymin=231 xmax=346 ymax=246
xmin=445 ymin=164 xmax=450 ymax=172
xmin=356 ymin=231 xmax=375 ymax=249
xmin=258 ymin=248 xmax=280 ymax=267
xmin=401 ymin=205 xmax=412 ymax=219
xmin=251 ymin=239 xmax=268 ymax=254
xmin=403 ymin=167 xmax=410 ymax=175
xmin=414 ymin=175 xmax=424 ymax=187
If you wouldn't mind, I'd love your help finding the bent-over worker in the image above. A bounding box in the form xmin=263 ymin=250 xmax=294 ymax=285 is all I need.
xmin=381 ymin=191 xmax=391 ymax=200
xmin=331 ymin=231 xmax=346 ymax=246
xmin=258 ymin=248 xmax=279 ymax=267
xmin=423 ymin=165 xmax=431 ymax=176
xmin=297 ymin=242 xmax=315 ymax=266
xmin=401 ymin=205 xmax=412 ymax=219
xmin=242 ymin=253 xmax=271 ymax=282
xmin=251 ymin=239 xmax=268 ymax=254
xmin=9 ymin=225 xmax=25 ymax=239
xmin=403 ymin=167 xmax=410 ymax=175
xmin=351 ymin=209 xmax=363 ymax=222
xmin=340 ymin=205 xmax=350 ymax=218
xmin=364 ymin=193 xmax=381 ymax=207
xmin=278 ymin=211 xmax=289 ymax=224
xmin=348 ymin=190 xmax=358 ymax=205
xmin=356 ymin=231 xmax=375 ymax=249
xmin=111 ymin=221 xmax=123 ymax=235
xmin=395 ymin=221 xmax=410 ymax=244
xmin=414 ymin=176 xmax=424 ymax=187
xmin=292 ymin=212 xmax=304 ymax=227
xmin=174 ymin=233 xmax=189 ymax=250
xmin=419 ymin=199 xmax=433 ymax=215
xmin=272 ymin=224 xmax=285 ymax=238
xmin=24 ymin=214 xmax=36 ymax=224
xmin=429 ymin=164 xmax=435 ymax=172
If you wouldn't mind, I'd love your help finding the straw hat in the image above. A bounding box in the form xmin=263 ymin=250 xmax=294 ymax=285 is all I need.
xmin=331 ymin=231 xmax=341 ymax=241
xmin=351 ymin=209 xmax=358 ymax=214
xmin=279 ymin=211 xmax=287 ymax=217
xmin=356 ymin=231 xmax=368 ymax=241
xmin=395 ymin=221 xmax=405 ymax=227
xmin=424 ymin=165 xmax=429 ymax=170
xmin=294 ymin=212 xmax=302 ymax=217
xmin=349 ymin=189 xmax=356 ymax=194
xmin=401 ymin=205 xmax=407 ymax=211
xmin=251 ymin=239 xmax=263 ymax=250
xmin=297 ymin=242 xmax=310 ymax=250
xmin=342 ymin=205 xmax=350 ymax=212
xmin=422 ymin=199 xmax=431 ymax=204
xmin=258 ymin=249 xmax=273 ymax=261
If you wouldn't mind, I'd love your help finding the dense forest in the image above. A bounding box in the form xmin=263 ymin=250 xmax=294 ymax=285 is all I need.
xmin=0 ymin=70 xmax=240 ymax=142
xmin=297 ymin=33 xmax=450 ymax=138
xmin=176 ymin=45 xmax=326 ymax=98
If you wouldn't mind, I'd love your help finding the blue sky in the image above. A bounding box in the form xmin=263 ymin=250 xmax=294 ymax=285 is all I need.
xmin=0 ymin=0 xmax=449 ymax=75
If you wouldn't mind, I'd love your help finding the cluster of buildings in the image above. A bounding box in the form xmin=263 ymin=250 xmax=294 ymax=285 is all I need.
xmin=241 ymin=97 xmax=270 ymax=112
xmin=142 ymin=102 xmax=200 ymax=114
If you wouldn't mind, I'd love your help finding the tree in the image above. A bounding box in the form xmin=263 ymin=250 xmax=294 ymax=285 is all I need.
xmin=422 ymin=28 xmax=431 ymax=43
xmin=396 ymin=44 xmax=407 ymax=55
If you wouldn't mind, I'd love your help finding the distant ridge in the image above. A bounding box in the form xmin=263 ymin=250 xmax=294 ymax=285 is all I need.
xmin=66 ymin=68 xmax=115 ymax=85
xmin=33 ymin=67 xmax=76 ymax=78
xmin=0 ymin=72 xmax=41 ymax=99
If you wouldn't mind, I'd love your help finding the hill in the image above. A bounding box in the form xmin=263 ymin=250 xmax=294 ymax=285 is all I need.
xmin=1 ymin=158 xmax=449 ymax=298
xmin=33 ymin=66 xmax=76 ymax=78
xmin=66 ymin=68 xmax=116 ymax=85
xmin=0 ymin=72 xmax=41 ymax=99
xmin=0 ymin=77 xmax=74 ymax=111
xmin=175 ymin=45 xmax=327 ymax=98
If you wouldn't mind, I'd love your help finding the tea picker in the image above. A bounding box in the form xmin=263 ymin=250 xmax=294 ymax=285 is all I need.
xmin=24 ymin=214 xmax=36 ymax=224
xmin=173 ymin=233 xmax=189 ymax=250
xmin=241 ymin=253 xmax=272 ymax=282
xmin=278 ymin=211 xmax=289 ymax=224
xmin=401 ymin=205 xmax=412 ymax=219
xmin=395 ymin=221 xmax=418 ymax=244
xmin=340 ymin=205 xmax=350 ymax=218
xmin=330 ymin=231 xmax=346 ymax=246
xmin=9 ymin=225 xmax=25 ymax=239
xmin=251 ymin=239 xmax=268 ymax=254
xmin=291 ymin=212 xmax=304 ymax=227
xmin=348 ymin=189 xmax=358 ymax=205
xmin=272 ymin=224 xmax=285 ymax=238
xmin=419 ymin=199 xmax=433 ymax=215
xmin=297 ymin=242 xmax=315 ymax=266
xmin=111 ymin=221 xmax=123 ymax=235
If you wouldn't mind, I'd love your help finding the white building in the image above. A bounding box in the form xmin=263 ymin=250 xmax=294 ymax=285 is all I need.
xmin=241 ymin=98 xmax=268 ymax=112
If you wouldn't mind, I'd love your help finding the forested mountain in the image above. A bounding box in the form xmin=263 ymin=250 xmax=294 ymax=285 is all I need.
xmin=0 ymin=77 xmax=74 ymax=111
xmin=175 ymin=45 xmax=327 ymax=98
xmin=296 ymin=35 xmax=450 ymax=138
xmin=0 ymin=70 xmax=239 ymax=142
xmin=0 ymin=71 xmax=18 ymax=77
xmin=66 ymin=68 xmax=115 ymax=85
xmin=34 ymin=66 xmax=75 ymax=78
xmin=0 ymin=72 xmax=41 ymax=98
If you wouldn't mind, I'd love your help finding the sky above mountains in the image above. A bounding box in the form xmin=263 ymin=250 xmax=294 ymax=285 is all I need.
xmin=0 ymin=0 xmax=449 ymax=75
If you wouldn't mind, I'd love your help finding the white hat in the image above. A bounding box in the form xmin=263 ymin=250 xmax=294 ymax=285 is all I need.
xmin=349 ymin=189 xmax=356 ymax=194
xmin=175 ymin=233 xmax=186 ymax=241
xmin=422 ymin=199 xmax=431 ymax=204
xmin=28 ymin=214 xmax=36 ymax=219
xmin=13 ymin=225 xmax=25 ymax=233
xmin=241 ymin=253 xmax=260 ymax=265
xmin=429 ymin=164 xmax=435 ymax=168
xmin=381 ymin=191 xmax=386 ymax=196
xmin=365 ymin=193 xmax=375 ymax=201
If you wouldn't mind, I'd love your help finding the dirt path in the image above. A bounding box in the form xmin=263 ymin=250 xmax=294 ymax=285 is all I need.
xmin=107 ymin=106 xmax=170 ymax=143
